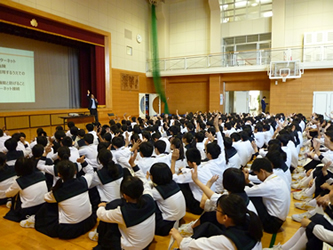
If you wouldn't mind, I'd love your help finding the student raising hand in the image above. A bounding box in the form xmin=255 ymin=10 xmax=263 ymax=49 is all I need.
xmin=128 ymin=149 xmax=138 ymax=167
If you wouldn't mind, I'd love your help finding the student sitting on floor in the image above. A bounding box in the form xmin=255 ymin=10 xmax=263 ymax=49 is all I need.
xmin=171 ymin=148 xmax=212 ymax=215
xmin=0 ymin=152 xmax=16 ymax=207
xmin=5 ymin=157 xmax=48 ymax=224
xmin=244 ymin=158 xmax=290 ymax=234
xmin=149 ymin=162 xmax=186 ymax=236
xmin=21 ymin=156 xmax=96 ymax=239
xmin=92 ymin=151 xmax=156 ymax=250
xmin=170 ymin=193 xmax=263 ymax=250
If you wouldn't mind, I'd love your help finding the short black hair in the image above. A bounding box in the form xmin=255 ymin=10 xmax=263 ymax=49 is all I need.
xmin=5 ymin=138 xmax=17 ymax=151
xmin=223 ymin=168 xmax=245 ymax=193
xmin=154 ymin=140 xmax=166 ymax=154
xmin=86 ymin=123 xmax=94 ymax=132
xmin=61 ymin=136 xmax=73 ymax=147
xmin=15 ymin=157 xmax=34 ymax=176
xmin=32 ymin=144 xmax=44 ymax=158
xmin=112 ymin=136 xmax=124 ymax=148
xmin=206 ymin=141 xmax=221 ymax=159
xmin=36 ymin=136 xmax=48 ymax=147
xmin=139 ymin=142 xmax=153 ymax=157
xmin=150 ymin=163 xmax=172 ymax=185
xmin=55 ymin=130 xmax=66 ymax=141
xmin=251 ymin=158 xmax=273 ymax=173
xmin=84 ymin=134 xmax=94 ymax=145
xmin=186 ymin=148 xmax=201 ymax=165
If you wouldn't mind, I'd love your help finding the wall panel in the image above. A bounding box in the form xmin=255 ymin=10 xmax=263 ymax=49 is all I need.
xmin=30 ymin=115 xmax=50 ymax=127
xmin=166 ymin=81 xmax=209 ymax=114
xmin=6 ymin=116 xmax=29 ymax=130
xmin=270 ymin=69 xmax=333 ymax=117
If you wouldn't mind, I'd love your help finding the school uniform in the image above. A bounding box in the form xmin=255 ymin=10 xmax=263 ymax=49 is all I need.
xmin=0 ymin=134 xmax=11 ymax=153
xmin=173 ymin=165 xmax=212 ymax=215
xmin=254 ymin=131 xmax=265 ymax=149
xmin=16 ymin=141 xmax=31 ymax=157
xmin=160 ymin=137 xmax=171 ymax=153
xmin=136 ymin=157 xmax=156 ymax=176
xmin=180 ymin=221 xmax=262 ymax=250
xmin=287 ymin=140 xmax=298 ymax=169
xmin=79 ymin=144 xmax=99 ymax=169
xmin=0 ymin=164 xmax=16 ymax=204
xmin=263 ymin=130 xmax=273 ymax=147
xmin=155 ymin=153 xmax=171 ymax=167
xmin=88 ymin=131 xmax=99 ymax=145
xmin=196 ymin=142 xmax=206 ymax=160
xmin=35 ymin=161 xmax=96 ymax=239
xmin=37 ymin=157 xmax=83 ymax=186
xmin=5 ymin=171 xmax=47 ymax=222
xmin=6 ymin=150 xmax=24 ymax=167
xmin=112 ymin=146 xmax=132 ymax=170
xmin=226 ymin=147 xmax=241 ymax=169
xmin=152 ymin=180 xmax=186 ymax=236
xmin=233 ymin=141 xmax=252 ymax=167
xmin=95 ymin=166 xmax=156 ymax=250
xmin=202 ymin=157 xmax=226 ymax=193
xmin=245 ymin=174 xmax=290 ymax=233
xmin=90 ymin=164 xmax=123 ymax=202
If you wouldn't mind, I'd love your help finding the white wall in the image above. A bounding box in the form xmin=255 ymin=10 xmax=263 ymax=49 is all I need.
xmin=11 ymin=0 xmax=151 ymax=73
xmin=168 ymin=0 xmax=210 ymax=57
xmin=284 ymin=0 xmax=333 ymax=47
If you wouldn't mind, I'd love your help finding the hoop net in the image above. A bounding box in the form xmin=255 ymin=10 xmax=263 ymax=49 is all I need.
xmin=281 ymin=73 xmax=288 ymax=82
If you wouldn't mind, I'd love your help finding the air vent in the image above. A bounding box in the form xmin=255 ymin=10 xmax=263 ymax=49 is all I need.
xmin=125 ymin=29 xmax=132 ymax=40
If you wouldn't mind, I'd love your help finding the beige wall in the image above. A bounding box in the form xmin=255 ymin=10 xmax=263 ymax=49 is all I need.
xmin=284 ymin=0 xmax=333 ymax=47
xmin=12 ymin=0 xmax=150 ymax=73
xmin=168 ymin=0 xmax=210 ymax=57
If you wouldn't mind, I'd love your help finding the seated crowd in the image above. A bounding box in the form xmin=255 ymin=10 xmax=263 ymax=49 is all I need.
xmin=0 ymin=110 xmax=332 ymax=249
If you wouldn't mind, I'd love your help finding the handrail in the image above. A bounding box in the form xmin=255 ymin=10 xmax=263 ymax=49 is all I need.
xmin=146 ymin=44 xmax=333 ymax=72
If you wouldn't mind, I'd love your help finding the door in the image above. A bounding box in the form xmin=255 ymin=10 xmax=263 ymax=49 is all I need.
xmin=234 ymin=91 xmax=249 ymax=114
xmin=313 ymin=92 xmax=333 ymax=115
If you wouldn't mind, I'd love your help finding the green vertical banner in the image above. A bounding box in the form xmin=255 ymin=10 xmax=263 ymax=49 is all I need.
xmin=151 ymin=4 xmax=169 ymax=114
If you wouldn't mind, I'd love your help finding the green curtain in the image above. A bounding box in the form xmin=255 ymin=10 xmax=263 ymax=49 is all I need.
xmin=151 ymin=4 xmax=169 ymax=114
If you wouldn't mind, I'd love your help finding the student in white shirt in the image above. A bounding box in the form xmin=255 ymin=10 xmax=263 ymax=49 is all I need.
xmin=0 ymin=152 xmax=16 ymax=207
xmin=93 ymin=152 xmax=155 ymax=250
xmin=195 ymin=131 xmax=206 ymax=161
xmin=78 ymin=134 xmax=99 ymax=169
xmin=154 ymin=140 xmax=171 ymax=167
xmin=245 ymin=158 xmax=290 ymax=234
xmin=5 ymin=157 xmax=48 ymax=224
xmin=170 ymin=193 xmax=263 ymax=250
xmin=172 ymin=148 xmax=212 ymax=215
xmin=136 ymin=142 xmax=156 ymax=175
xmin=0 ymin=129 xmax=11 ymax=153
xmin=150 ymin=162 xmax=186 ymax=236
xmin=26 ymin=157 xmax=96 ymax=239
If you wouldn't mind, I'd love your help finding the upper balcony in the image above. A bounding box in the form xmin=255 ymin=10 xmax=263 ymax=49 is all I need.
xmin=146 ymin=44 xmax=333 ymax=77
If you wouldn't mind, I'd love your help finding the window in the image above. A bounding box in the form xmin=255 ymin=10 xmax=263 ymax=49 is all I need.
xmin=220 ymin=0 xmax=272 ymax=23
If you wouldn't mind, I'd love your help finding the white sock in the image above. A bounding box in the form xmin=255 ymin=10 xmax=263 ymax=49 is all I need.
xmin=282 ymin=227 xmax=306 ymax=250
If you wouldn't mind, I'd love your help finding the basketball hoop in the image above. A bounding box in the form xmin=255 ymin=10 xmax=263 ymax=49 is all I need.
xmin=281 ymin=73 xmax=288 ymax=82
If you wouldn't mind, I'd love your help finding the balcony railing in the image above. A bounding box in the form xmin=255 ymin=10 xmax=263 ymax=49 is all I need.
xmin=146 ymin=45 xmax=333 ymax=72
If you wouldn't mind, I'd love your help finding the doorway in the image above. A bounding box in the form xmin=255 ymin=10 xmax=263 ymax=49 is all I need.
xmin=225 ymin=90 xmax=268 ymax=115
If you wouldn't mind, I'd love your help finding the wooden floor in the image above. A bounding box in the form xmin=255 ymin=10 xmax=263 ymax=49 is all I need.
xmin=0 ymin=193 xmax=302 ymax=250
